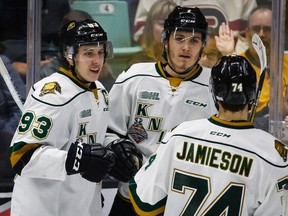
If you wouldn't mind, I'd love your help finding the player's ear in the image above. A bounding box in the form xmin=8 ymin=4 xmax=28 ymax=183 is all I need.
xmin=65 ymin=56 xmax=74 ymax=66
xmin=161 ymin=31 xmax=168 ymax=49
xmin=163 ymin=40 xmax=168 ymax=50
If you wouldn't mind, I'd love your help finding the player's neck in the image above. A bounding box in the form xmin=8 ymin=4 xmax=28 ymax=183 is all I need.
xmin=217 ymin=105 xmax=249 ymax=121
xmin=164 ymin=63 xmax=196 ymax=79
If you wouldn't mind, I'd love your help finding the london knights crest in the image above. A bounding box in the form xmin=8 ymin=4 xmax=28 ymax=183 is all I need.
xmin=40 ymin=82 xmax=61 ymax=96
xmin=128 ymin=117 xmax=148 ymax=143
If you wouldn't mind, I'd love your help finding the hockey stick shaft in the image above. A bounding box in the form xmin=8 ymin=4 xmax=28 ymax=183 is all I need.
xmin=0 ymin=57 xmax=24 ymax=112
xmin=249 ymin=34 xmax=267 ymax=122
xmin=250 ymin=67 xmax=266 ymax=122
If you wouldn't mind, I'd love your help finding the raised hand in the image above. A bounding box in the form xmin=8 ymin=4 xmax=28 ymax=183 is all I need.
xmin=215 ymin=22 xmax=235 ymax=56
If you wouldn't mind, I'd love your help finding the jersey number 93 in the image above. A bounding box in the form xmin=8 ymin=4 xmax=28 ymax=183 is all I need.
xmin=18 ymin=111 xmax=52 ymax=140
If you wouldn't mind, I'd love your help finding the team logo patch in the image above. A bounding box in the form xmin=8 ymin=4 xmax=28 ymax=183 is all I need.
xmin=39 ymin=82 xmax=61 ymax=96
xmin=128 ymin=118 xmax=148 ymax=143
xmin=275 ymin=140 xmax=288 ymax=162
xmin=80 ymin=109 xmax=92 ymax=118
xmin=138 ymin=91 xmax=160 ymax=101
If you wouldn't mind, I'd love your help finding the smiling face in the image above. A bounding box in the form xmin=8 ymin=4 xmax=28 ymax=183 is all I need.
xmin=66 ymin=45 xmax=105 ymax=83
xmin=165 ymin=30 xmax=204 ymax=76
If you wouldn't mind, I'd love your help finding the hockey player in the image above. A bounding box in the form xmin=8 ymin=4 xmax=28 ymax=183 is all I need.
xmin=9 ymin=19 xmax=142 ymax=216
xmin=106 ymin=6 xmax=217 ymax=215
xmin=129 ymin=55 xmax=288 ymax=215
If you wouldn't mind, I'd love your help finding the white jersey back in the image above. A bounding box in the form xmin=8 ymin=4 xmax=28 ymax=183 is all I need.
xmin=130 ymin=116 xmax=288 ymax=216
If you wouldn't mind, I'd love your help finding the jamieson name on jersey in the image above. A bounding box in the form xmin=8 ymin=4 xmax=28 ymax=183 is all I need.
xmin=176 ymin=141 xmax=253 ymax=177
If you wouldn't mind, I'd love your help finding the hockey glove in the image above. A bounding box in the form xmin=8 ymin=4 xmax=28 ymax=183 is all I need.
xmin=66 ymin=139 xmax=115 ymax=182
xmin=106 ymin=138 xmax=143 ymax=182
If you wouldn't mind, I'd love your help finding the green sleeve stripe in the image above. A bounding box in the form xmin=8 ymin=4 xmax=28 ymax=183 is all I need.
xmin=129 ymin=178 xmax=166 ymax=215
xmin=10 ymin=141 xmax=40 ymax=174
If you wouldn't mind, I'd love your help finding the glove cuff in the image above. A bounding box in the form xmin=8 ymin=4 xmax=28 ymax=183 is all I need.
xmin=66 ymin=140 xmax=91 ymax=175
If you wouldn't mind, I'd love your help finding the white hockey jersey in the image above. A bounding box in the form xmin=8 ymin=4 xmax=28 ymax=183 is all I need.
xmin=10 ymin=68 xmax=110 ymax=216
xmin=129 ymin=115 xmax=288 ymax=216
xmin=106 ymin=62 xmax=217 ymax=198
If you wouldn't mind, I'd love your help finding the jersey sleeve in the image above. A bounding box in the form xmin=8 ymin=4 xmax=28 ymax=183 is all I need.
xmin=129 ymin=133 xmax=174 ymax=215
xmin=10 ymin=86 xmax=75 ymax=181
xmin=253 ymin=166 xmax=288 ymax=216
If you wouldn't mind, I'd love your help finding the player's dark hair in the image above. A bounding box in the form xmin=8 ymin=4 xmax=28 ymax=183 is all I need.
xmin=218 ymin=103 xmax=246 ymax=112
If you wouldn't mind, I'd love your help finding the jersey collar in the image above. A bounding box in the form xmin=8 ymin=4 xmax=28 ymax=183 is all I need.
xmin=209 ymin=115 xmax=254 ymax=129
xmin=58 ymin=67 xmax=99 ymax=100
xmin=155 ymin=61 xmax=202 ymax=87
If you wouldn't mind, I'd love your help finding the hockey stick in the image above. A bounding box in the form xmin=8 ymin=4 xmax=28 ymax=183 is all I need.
xmin=0 ymin=57 xmax=24 ymax=112
xmin=249 ymin=33 xmax=267 ymax=122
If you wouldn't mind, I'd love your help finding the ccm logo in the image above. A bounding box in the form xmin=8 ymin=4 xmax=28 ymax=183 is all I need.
xmin=72 ymin=143 xmax=84 ymax=171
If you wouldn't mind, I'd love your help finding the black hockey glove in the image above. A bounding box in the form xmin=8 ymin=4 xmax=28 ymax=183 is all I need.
xmin=66 ymin=139 xmax=115 ymax=183
xmin=106 ymin=138 xmax=143 ymax=182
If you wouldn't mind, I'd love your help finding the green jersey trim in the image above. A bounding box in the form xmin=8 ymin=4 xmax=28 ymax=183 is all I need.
xmin=129 ymin=178 xmax=166 ymax=215
xmin=208 ymin=115 xmax=254 ymax=129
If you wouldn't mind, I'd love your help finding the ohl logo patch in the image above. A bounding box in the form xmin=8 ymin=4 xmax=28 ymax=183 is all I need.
xmin=138 ymin=91 xmax=160 ymax=101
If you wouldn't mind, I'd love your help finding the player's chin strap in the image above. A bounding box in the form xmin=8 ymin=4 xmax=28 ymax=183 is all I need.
xmin=70 ymin=64 xmax=94 ymax=89
xmin=162 ymin=44 xmax=205 ymax=76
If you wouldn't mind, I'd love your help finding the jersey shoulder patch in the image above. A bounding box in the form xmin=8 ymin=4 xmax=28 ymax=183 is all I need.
xmin=39 ymin=81 xmax=61 ymax=96
xmin=32 ymin=73 xmax=84 ymax=106
xmin=275 ymin=140 xmax=288 ymax=162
